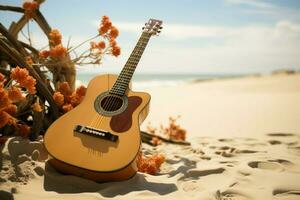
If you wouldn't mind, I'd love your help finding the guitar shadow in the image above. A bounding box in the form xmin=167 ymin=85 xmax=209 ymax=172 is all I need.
xmin=43 ymin=161 xmax=177 ymax=196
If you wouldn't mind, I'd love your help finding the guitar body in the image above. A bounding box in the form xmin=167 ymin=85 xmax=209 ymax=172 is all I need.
xmin=44 ymin=74 xmax=150 ymax=182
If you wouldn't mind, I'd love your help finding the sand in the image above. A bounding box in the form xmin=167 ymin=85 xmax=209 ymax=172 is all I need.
xmin=140 ymin=73 xmax=300 ymax=139
xmin=1 ymin=73 xmax=300 ymax=200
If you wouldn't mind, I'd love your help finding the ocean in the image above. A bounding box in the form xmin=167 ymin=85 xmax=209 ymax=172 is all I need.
xmin=76 ymin=73 xmax=242 ymax=89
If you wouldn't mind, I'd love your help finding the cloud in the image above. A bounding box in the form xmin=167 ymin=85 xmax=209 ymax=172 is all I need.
xmin=22 ymin=19 xmax=300 ymax=74
xmin=97 ymin=20 xmax=300 ymax=41
xmin=225 ymin=0 xmax=275 ymax=9
xmin=89 ymin=19 xmax=300 ymax=73
xmin=225 ymin=0 xmax=300 ymax=22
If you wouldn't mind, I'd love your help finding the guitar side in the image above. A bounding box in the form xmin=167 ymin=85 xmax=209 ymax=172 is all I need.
xmin=44 ymin=74 xmax=150 ymax=182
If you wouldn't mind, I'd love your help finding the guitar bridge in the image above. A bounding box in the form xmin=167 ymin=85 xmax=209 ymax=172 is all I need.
xmin=74 ymin=125 xmax=118 ymax=142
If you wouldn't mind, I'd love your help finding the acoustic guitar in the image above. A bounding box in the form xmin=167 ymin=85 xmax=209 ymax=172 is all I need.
xmin=44 ymin=19 xmax=163 ymax=182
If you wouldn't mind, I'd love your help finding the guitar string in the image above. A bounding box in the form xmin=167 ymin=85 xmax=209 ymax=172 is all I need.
xmin=93 ymin=34 xmax=149 ymax=129
xmin=93 ymin=34 xmax=150 ymax=129
xmin=99 ymin=38 xmax=149 ymax=121
xmin=93 ymin=42 xmax=144 ymax=128
xmin=89 ymin=34 xmax=150 ymax=129
xmin=89 ymin=75 xmax=116 ymax=128
xmin=89 ymin=76 xmax=112 ymax=127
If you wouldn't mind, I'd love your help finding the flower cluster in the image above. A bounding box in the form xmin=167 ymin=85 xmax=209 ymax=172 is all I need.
xmin=22 ymin=0 xmax=40 ymax=19
xmin=146 ymin=116 xmax=187 ymax=145
xmin=49 ymin=29 xmax=62 ymax=46
xmin=137 ymin=152 xmax=165 ymax=175
xmin=89 ymin=16 xmax=121 ymax=57
xmin=0 ymin=67 xmax=37 ymax=139
xmin=39 ymin=29 xmax=67 ymax=61
xmin=10 ymin=67 xmax=36 ymax=94
xmin=53 ymin=82 xmax=87 ymax=113
xmin=164 ymin=116 xmax=186 ymax=141
xmin=0 ymin=86 xmax=17 ymax=129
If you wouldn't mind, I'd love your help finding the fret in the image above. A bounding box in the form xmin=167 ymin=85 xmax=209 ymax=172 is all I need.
xmin=111 ymin=83 xmax=127 ymax=88
xmin=110 ymin=32 xmax=152 ymax=96
xmin=127 ymin=57 xmax=141 ymax=62
xmin=119 ymin=73 xmax=132 ymax=79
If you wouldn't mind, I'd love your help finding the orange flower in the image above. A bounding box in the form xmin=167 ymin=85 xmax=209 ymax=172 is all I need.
xmin=0 ymin=88 xmax=10 ymax=110
xmin=69 ymin=93 xmax=83 ymax=107
xmin=0 ymin=111 xmax=16 ymax=129
xmin=137 ymin=152 xmax=165 ymax=175
xmin=10 ymin=66 xmax=28 ymax=81
xmin=3 ymin=104 xmax=17 ymax=116
xmin=102 ymin=15 xmax=109 ymax=22
xmin=75 ymin=85 xmax=87 ymax=97
xmin=24 ymin=76 xmax=36 ymax=94
xmin=99 ymin=26 xmax=109 ymax=35
xmin=109 ymin=26 xmax=119 ymax=39
xmin=109 ymin=39 xmax=117 ymax=47
xmin=8 ymin=87 xmax=24 ymax=102
xmin=0 ymin=111 xmax=10 ymax=129
xmin=49 ymin=44 xmax=67 ymax=60
xmin=58 ymin=82 xmax=72 ymax=96
xmin=62 ymin=104 xmax=73 ymax=112
xmin=151 ymin=137 xmax=162 ymax=146
xmin=10 ymin=67 xmax=36 ymax=94
xmin=39 ymin=50 xmax=50 ymax=59
xmin=98 ymin=16 xmax=112 ymax=35
xmin=111 ymin=45 xmax=121 ymax=57
xmin=90 ymin=41 xmax=97 ymax=49
xmin=49 ymin=29 xmax=62 ymax=46
xmin=97 ymin=41 xmax=106 ymax=49
xmin=53 ymin=92 xmax=64 ymax=106
xmin=163 ymin=116 xmax=186 ymax=141
xmin=32 ymin=102 xmax=42 ymax=112
xmin=23 ymin=1 xmax=39 ymax=19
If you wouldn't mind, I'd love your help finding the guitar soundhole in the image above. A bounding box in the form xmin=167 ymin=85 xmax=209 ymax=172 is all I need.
xmin=100 ymin=96 xmax=123 ymax=111
xmin=94 ymin=91 xmax=128 ymax=116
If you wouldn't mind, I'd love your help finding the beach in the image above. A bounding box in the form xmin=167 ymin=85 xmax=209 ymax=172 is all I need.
xmin=140 ymin=73 xmax=300 ymax=139
xmin=1 ymin=73 xmax=300 ymax=200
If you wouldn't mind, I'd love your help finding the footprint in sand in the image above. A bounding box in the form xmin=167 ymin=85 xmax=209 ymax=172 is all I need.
xmin=267 ymin=133 xmax=295 ymax=137
xmin=273 ymin=189 xmax=300 ymax=200
xmin=178 ymin=167 xmax=225 ymax=181
xmin=248 ymin=161 xmax=284 ymax=171
xmin=268 ymin=140 xmax=282 ymax=145
xmin=215 ymin=146 xmax=261 ymax=158
xmin=288 ymin=146 xmax=300 ymax=155
xmin=216 ymin=190 xmax=250 ymax=200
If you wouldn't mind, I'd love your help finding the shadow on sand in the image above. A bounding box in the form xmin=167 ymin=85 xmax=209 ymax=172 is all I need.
xmin=43 ymin=161 xmax=177 ymax=197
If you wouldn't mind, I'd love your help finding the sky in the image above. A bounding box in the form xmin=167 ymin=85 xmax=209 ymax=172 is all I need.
xmin=1 ymin=0 xmax=300 ymax=74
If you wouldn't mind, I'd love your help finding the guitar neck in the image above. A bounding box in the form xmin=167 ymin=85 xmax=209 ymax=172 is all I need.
xmin=109 ymin=32 xmax=152 ymax=96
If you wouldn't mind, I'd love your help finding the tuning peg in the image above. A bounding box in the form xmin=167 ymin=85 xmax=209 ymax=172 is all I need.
xmin=142 ymin=27 xmax=145 ymax=30
xmin=159 ymin=26 xmax=163 ymax=29
xmin=157 ymin=31 xmax=161 ymax=33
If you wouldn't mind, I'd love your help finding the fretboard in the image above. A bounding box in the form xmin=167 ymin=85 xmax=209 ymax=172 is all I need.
xmin=109 ymin=32 xmax=151 ymax=96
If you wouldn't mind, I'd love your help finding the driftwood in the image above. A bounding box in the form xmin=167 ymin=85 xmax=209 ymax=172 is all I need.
xmin=0 ymin=4 xmax=76 ymax=91
xmin=140 ymin=131 xmax=190 ymax=146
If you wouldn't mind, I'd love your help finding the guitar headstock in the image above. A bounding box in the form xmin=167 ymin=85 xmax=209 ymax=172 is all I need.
xmin=143 ymin=19 xmax=163 ymax=36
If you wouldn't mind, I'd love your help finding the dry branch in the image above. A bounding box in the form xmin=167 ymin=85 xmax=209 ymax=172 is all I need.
xmin=141 ymin=131 xmax=191 ymax=146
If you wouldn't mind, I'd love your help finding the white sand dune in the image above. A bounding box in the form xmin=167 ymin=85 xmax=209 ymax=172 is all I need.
xmin=1 ymin=73 xmax=300 ymax=200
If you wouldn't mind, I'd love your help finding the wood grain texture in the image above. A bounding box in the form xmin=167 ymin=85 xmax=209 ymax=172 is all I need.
xmin=110 ymin=96 xmax=142 ymax=133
